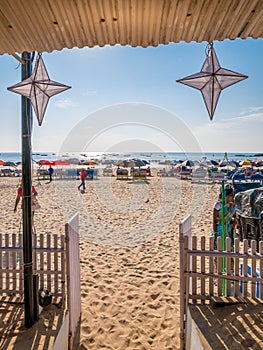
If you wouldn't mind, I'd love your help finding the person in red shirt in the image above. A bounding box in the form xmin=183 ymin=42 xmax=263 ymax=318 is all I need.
xmin=78 ymin=169 xmax=86 ymax=191
xmin=14 ymin=185 xmax=38 ymax=213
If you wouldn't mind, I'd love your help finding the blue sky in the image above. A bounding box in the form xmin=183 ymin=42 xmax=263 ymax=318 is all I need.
xmin=0 ymin=38 xmax=262 ymax=154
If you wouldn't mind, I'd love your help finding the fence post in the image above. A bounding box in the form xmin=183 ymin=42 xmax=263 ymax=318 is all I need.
xmin=179 ymin=214 xmax=192 ymax=350
xmin=65 ymin=213 xmax=81 ymax=350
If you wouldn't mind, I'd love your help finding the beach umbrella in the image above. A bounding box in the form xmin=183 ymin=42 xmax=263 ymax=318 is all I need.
xmin=132 ymin=159 xmax=148 ymax=167
xmin=219 ymin=160 xmax=228 ymax=167
xmin=53 ymin=159 xmax=70 ymax=166
xmin=181 ymin=160 xmax=195 ymax=167
xmin=127 ymin=160 xmax=136 ymax=168
xmin=38 ymin=159 xmax=55 ymax=166
xmin=241 ymin=159 xmax=252 ymax=167
xmin=115 ymin=160 xmax=125 ymax=167
xmin=65 ymin=158 xmax=80 ymax=165
xmin=199 ymin=159 xmax=213 ymax=167
xmin=116 ymin=159 xmax=141 ymax=167
xmin=229 ymin=160 xmax=239 ymax=167
xmin=80 ymin=160 xmax=97 ymax=166
xmin=210 ymin=160 xmax=219 ymax=166
xmin=7 ymin=53 xmax=71 ymax=126
xmin=255 ymin=160 xmax=263 ymax=167
xmin=176 ymin=43 xmax=248 ymax=120
xmin=0 ymin=160 xmax=5 ymax=165
xmin=3 ymin=161 xmax=17 ymax=167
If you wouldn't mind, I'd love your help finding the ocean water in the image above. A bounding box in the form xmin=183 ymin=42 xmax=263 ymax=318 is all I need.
xmin=0 ymin=151 xmax=262 ymax=163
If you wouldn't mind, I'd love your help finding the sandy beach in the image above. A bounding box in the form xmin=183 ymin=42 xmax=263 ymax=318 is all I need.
xmin=0 ymin=172 xmax=217 ymax=349
xmin=1 ymin=172 xmax=262 ymax=349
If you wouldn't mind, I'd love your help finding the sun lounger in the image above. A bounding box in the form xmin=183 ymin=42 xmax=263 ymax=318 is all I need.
xmin=67 ymin=169 xmax=78 ymax=178
xmin=177 ymin=170 xmax=192 ymax=180
xmin=132 ymin=169 xmax=147 ymax=180
xmin=103 ymin=168 xmax=114 ymax=176
xmin=0 ymin=168 xmax=15 ymax=177
xmin=36 ymin=168 xmax=49 ymax=180
xmin=191 ymin=167 xmax=208 ymax=182
xmin=86 ymin=169 xmax=98 ymax=180
xmin=209 ymin=172 xmax=225 ymax=182
xmin=157 ymin=170 xmax=168 ymax=177
xmin=116 ymin=169 xmax=129 ymax=179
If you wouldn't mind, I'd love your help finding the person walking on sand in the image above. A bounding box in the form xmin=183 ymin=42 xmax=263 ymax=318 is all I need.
xmin=78 ymin=169 xmax=86 ymax=191
xmin=48 ymin=165 xmax=54 ymax=182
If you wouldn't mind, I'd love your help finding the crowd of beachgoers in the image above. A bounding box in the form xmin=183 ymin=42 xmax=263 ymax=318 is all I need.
xmin=1 ymin=154 xmax=263 ymax=349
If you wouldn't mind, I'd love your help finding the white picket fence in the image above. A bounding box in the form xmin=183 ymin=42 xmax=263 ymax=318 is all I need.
xmin=179 ymin=214 xmax=263 ymax=350
xmin=0 ymin=214 xmax=81 ymax=349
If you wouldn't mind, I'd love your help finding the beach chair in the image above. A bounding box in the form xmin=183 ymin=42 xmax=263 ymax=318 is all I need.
xmin=67 ymin=169 xmax=78 ymax=179
xmin=177 ymin=166 xmax=192 ymax=180
xmin=36 ymin=168 xmax=49 ymax=180
xmin=132 ymin=169 xmax=147 ymax=180
xmin=86 ymin=169 xmax=96 ymax=180
xmin=191 ymin=167 xmax=208 ymax=183
xmin=209 ymin=171 xmax=225 ymax=183
xmin=116 ymin=169 xmax=129 ymax=179
xmin=103 ymin=168 xmax=114 ymax=176
xmin=232 ymin=172 xmax=263 ymax=194
xmin=157 ymin=169 xmax=168 ymax=177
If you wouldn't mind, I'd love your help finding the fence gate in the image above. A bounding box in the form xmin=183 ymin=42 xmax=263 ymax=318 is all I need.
xmin=65 ymin=213 xmax=81 ymax=350
xmin=179 ymin=214 xmax=263 ymax=350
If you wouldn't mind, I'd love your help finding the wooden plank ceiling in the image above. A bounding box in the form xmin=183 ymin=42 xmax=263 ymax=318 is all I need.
xmin=0 ymin=0 xmax=262 ymax=55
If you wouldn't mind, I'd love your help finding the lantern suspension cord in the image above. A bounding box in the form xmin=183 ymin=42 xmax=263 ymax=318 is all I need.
xmin=205 ymin=42 xmax=213 ymax=55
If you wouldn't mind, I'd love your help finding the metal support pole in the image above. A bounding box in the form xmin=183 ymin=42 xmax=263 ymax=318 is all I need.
xmin=21 ymin=51 xmax=35 ymax=328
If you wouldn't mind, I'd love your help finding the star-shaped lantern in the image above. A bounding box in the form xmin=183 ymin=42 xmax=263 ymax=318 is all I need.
xmin=176 ymin=43 xmax=248 ymax=120
xmin=8 ymin=53 xmax=71 ymax=126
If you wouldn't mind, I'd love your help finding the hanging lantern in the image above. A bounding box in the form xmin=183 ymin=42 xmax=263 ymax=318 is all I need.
xmin=8 ymin=53 xmax=71 ymax=126
xmin=176 ymin=43 xmax=248 ymax=120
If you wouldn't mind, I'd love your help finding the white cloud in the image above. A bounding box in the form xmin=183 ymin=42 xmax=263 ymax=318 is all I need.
xmin=233 ymin=111 xmax=263 ymax=123
xmin=54 ymin=99 xmax=75 ymax=108
xmin=197 ymin=110 xmax=263 ymax=132
xmin=240 ymin=106 xmax=263 ymax=115
xmin=82 ymin=90 xmax=97 ymax=96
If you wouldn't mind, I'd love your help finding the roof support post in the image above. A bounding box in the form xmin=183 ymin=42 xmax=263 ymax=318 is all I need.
xmin=21 ymin=51 xmax=36 ymax=328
